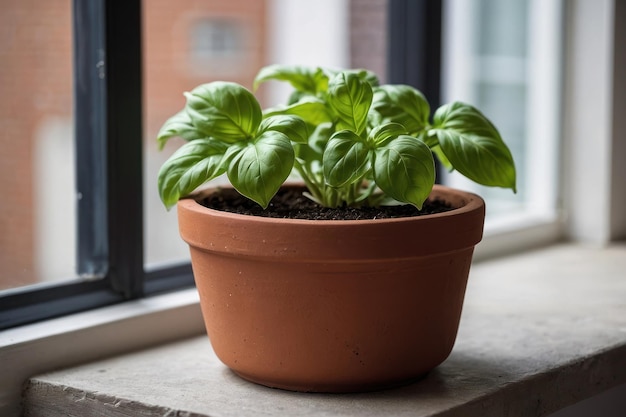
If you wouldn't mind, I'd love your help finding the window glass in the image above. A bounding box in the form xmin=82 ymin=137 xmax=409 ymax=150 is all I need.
xmin=442 ymin=0 xmax=562 ymax=224
xmin=0 ymin=0 xmax=75 ymax=290
xmin=142 ymin=0 xmax=389 ymax=268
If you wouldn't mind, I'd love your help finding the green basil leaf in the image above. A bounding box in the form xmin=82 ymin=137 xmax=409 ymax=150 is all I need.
xmin=295 ymin=122 xmax=333 ymax=163
xmin=327 ymin=71 xmax=373 ymax=135
xmin=287 ymin=89 xmax=306 ymax=105
xmin=431 ymin=102 xmax=517 ymax=191
xmin=254 ymin=65 xmax=328 ymax=94
xmin=157 ymin=138 xmax=229 ymax=209
xmin=259 ymin=115 xmax=309 ymax=144
xmin=156 ymin=109 xmax=201 ymax=150
xmin=323 ymin=130 xmax=370 ymax=187
xmin=371 ymin=85 xmax=430 ymax=135
xmin=227 ymin=131 xmax=295 ymax=208
xmin=369 ymin=122 xmax=408 ymax=146
xmin=373 ymin=135 xmax=435 ymax=209
xmin=345 ymin=69 xmax=380 ymax=87
xmin=184 ymin=82 xmax=262 ymax=143
xmin=263 ymin=97 xmax=332 ymax=126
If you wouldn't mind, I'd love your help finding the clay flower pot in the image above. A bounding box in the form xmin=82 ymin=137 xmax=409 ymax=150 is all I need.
xmin=177 ymin=184 xmax=485 ymax=393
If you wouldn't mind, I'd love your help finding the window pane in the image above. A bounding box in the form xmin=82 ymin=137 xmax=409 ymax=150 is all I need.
xmin=442 ymin=0 xmax=562 ymax=224
xmin=142 ymin=0 xmax=269 ymax=268
xmin=142 ymin=0 xmax=388 ymax=269
xmin=0 ymin=0 xmax=75 ymax=291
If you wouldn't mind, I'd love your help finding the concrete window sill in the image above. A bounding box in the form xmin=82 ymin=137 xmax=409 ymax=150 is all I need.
xmin=23 ymin=244 xmax=626 ymax=417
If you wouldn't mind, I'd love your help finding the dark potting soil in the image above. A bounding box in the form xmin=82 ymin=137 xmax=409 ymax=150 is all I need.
xmin=200 ymin=187 xmax=454 ymax=220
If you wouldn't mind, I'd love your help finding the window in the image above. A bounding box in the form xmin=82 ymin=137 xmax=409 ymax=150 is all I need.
xmin=384 ymin=0 xmax=562 ymax=254
xmin=439 ymin=0 xmax=566 ymax=259
xmin=0 ymin=0 xmax=194 ymax=329
xmin=442 ymin=0 xmax=562 ymax=232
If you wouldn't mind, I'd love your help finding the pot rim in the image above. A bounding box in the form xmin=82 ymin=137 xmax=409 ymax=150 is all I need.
xmin=178 ymin=184 xmax=484 ymax=227
xmin=177 ymin=184 xmax=486 ymax=259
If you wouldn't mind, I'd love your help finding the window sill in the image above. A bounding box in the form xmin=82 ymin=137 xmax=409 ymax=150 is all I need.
xmin=0 ymin=288 xmax=205 ymax=416
xmin=20 ymin=243 xmax=626 ymax=417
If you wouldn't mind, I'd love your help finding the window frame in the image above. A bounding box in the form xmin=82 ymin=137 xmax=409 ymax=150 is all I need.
xmin=0 ymin=0 xmax=194 ymax=330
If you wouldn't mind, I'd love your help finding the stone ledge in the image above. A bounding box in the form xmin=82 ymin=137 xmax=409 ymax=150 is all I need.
xmin=23 ymin=244 xmax=626 ymax=416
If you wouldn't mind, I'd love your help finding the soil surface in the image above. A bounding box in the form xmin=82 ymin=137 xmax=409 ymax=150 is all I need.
xmin=200 ymin=187 xmax=454 ymax=220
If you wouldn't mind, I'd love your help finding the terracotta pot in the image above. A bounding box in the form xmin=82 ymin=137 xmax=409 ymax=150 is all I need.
xmin=177 ymin=184 xmax=485 ymax=392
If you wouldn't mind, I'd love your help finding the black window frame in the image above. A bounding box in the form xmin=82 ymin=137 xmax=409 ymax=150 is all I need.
xmin=0 ymin=0 xmax=439 ymax=330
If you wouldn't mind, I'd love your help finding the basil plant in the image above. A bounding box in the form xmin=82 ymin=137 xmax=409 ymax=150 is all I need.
xmin=157 ymin=65 xmax=516 ymax=210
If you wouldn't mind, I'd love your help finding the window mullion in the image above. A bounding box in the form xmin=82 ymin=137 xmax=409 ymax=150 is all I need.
xmin=75 ymin=0 xmax=108 ymax=279
xmin=104 ymin=0 xmax=145 ymax=298
xmin=387 ymin=0 xmax=442 ymax=106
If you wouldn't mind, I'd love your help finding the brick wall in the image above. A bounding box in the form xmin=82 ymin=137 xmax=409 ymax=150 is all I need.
xmin=350 ymin=0 xmax=388 ymax=82
xmin=0 ymin=0 xmax=73 ymax=289
xmin=143 ymin=0 xmax=267 ymax=143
